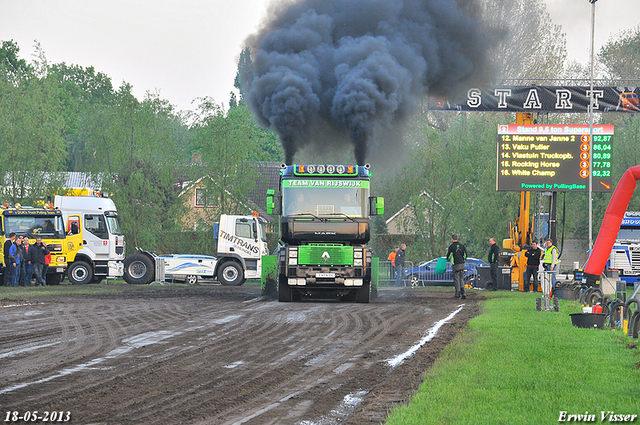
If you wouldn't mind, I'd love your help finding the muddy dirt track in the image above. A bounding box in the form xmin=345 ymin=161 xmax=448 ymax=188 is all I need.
xmin=0 ymin=285 xmax=479 ymax=425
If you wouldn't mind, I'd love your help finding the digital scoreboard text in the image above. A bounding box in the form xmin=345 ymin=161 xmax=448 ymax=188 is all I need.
xmin=496 ymin=124 xmax=613 ymax=192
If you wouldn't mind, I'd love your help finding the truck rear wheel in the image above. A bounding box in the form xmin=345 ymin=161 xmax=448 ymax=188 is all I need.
xmin=278 ymin=275 xmax=292 ymax=302
xmin=217 ymin=261 xmax=245 ymax=286
xmin=355 ymin=282 xmax=370 ymax=303
xmin=68 ymin=261 xmax=93 ymax=285
xmin=46 ymin=273 xmax=63 ymax=286
xmin=124 ymin=253 xmax=155 ymax=285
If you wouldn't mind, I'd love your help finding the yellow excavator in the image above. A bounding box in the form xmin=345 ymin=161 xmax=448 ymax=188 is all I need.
xmin=502 ymin=113 xmax=535 ymax=291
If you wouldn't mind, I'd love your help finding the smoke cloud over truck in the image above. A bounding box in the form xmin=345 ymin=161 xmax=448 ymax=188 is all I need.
xmin=243 ymin=0 xmax=494 ymax=164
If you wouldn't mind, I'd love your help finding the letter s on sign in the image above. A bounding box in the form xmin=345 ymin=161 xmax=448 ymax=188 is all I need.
xmin=467 ymin=88 xmax=481 ymax=108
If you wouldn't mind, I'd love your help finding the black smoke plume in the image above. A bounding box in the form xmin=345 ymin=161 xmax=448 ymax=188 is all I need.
xmin=243 ymin=0 xmax=494 ymax=165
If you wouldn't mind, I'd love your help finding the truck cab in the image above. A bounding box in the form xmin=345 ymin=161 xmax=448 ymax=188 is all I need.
xmin=0 ymin=205 xmax=69 ymax=285
xmin=214 ymin=214 xmax=269 ymax=285
xmin=267 ymin=164 xmax=384 ymax=302
xmin=54 ymin=194 xmax=125 ymax=284
xmin=609 ymin=211 xmax=640 ymax=285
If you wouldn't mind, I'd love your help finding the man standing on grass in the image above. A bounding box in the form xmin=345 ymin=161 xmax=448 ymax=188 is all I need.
xmin=3 ymin=232 xmax=15 ymax=286
xmin=29 ymin=237 xmax=50 ymax=286
xmin=488 ymin=238 xmax=499 ymax=291
xmin=447 ymin=234 xmax=467 ymax=299
xmin=394 ymin=244 xmax=406 ymax=287
xmin=524 ymin=241 xmax=543 ymax=292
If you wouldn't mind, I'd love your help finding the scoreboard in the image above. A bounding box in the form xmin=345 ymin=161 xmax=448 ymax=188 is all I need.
xmin=497 ymin=124 xmax=613 ymax=192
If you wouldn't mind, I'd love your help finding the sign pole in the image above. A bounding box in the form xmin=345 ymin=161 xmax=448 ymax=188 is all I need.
xmin=588 ymin=0 xmax=597 ymax=250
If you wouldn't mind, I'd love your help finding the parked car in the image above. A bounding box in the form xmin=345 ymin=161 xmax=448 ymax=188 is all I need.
xmin=404 ymin=257 xmax=488 ymax=287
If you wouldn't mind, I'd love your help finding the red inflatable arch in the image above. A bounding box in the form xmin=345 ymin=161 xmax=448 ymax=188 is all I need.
xmin=584 ymin=165 xmax=640 ymax=284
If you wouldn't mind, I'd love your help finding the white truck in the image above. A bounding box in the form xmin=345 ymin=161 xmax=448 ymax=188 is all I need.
xmin=54 ymin=194 xmax=126 ymax=284
xmin=213 ymin=214 xmax=269 ymax=285
xmin=608 ymin=211 xmax=640 ymax=285
xmin=124 ymin=214 xmax=269 ymax=285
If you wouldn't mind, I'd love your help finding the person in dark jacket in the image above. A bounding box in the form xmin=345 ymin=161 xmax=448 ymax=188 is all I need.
xmin=21 ymin=236 xmax=32 ymax=286
xmin=447 ymin=234 xmax=468 ymax=299
xmin=523 ymin=241 xmax=543 ymax=292
xmin=488 ymin=238 xmax=500 ymax=291
xmin=3 ymin=232 xmax=15 ymax=286
xmin=8 ymin=237 xmax=23 ymax=287
xmin=394 ymin=244 xmax=406 ymax=287
xmin=29 ymin=237 xmax=50 ymax=286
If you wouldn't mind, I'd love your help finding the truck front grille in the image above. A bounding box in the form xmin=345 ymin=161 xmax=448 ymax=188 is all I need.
xmin=298 ymin=245 xmax=353 ymax=265
xmin=47 ymin=243 xmax=62 ymax=253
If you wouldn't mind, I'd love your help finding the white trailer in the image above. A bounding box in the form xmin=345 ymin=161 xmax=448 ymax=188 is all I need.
xmin=160 ymin=254 xmax=217 ymax=284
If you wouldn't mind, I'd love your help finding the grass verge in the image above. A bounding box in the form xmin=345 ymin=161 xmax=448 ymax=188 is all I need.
xmin=386 ymin=290 xmax=640 ymax=425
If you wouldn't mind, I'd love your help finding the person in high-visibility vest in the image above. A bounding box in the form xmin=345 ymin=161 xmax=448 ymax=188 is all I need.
xmin=387 ymin=246 xmax=398 ymax=281
xmin=543 ymin=238 xmax=559 ymax=286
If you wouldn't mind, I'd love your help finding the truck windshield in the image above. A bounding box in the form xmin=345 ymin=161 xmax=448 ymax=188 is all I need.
xmin=105 ymin=211 xmax=123 ymax=235
xmin=617 ymin=227 xmax=640 ymax=242
xmin=259 ymin=222 xmax=267 ymax=243
xmin=283 ymin=185 xmax=369 ymax=218
xmin=4 ymin=215 xmax=66 ymax=239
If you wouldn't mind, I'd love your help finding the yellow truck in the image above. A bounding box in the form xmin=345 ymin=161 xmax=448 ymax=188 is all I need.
xmin=0 ymin=204 xmax=71 ymax=285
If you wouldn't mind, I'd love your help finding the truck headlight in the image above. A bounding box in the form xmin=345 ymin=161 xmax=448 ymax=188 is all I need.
xmin=354 ymin=259 xmax=363 ymax=266
xmin=354 ymin=250 xmax=363 ymax=259
xmin=288 ymin=258 xmax=298 ymax=265
xmin=289 ymin=248 xmax=297 ymax=258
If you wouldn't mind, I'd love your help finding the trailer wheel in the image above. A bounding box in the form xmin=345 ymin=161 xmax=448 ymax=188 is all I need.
xmin=68 ymin=261 xmax=93 ymax=285
xmin=278 ymin=275 xmax=292 ymax=302
xmin=185 ymin=275 xmax=198 ymax=285
xmin=124 ymin=253 xmax=155 ymax=285
xmin=629 ymin=310 xmax=640 ymax=339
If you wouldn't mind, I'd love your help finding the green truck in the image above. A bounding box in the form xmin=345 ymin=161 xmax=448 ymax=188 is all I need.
xmin=266 ymin=163 xmax=384 ymax=303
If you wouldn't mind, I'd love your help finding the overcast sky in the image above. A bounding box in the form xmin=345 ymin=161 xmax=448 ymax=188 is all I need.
xmin=1 ymin=0 xmax=638 ymax=113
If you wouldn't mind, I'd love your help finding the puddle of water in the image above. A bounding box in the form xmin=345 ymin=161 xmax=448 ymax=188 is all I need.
xmin=0 ymin=341 xmax=59 ymax=360
xmin=0 ymin=330 xmax=182 ymax=395
xmin=296 ymin=390 xmax=369 ymax=425
xmin=386 ymin=304 xmax=465 ymax=368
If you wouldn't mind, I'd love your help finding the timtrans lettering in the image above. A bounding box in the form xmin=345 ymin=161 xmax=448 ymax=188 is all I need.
xmin=220 ymin=230 xmax=259 ymax=254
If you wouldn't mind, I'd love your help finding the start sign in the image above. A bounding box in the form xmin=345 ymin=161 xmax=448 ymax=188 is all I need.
xmin=496 ymin=124 xmax=614 ymax=192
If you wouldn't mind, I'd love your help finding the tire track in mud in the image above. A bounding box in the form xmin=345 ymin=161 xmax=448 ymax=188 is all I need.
xmin=0 ymin=286 xmax=478 ymax=425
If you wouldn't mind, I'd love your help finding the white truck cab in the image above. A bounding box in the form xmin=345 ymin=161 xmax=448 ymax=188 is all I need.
xmin=214 ymin=214 xmax=269 ymax=285
xmin=54 ymin=194 xmax=125 ymax=284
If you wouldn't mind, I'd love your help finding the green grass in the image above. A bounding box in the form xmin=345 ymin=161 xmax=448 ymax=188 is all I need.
xmin=386 ymin=290 xmax=640 ymax=425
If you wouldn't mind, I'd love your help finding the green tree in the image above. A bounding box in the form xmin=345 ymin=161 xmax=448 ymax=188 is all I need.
xmin=0 ymin=44 xmax=66 ymax=204
xmin=80 ymin=84 xmax=188 ymax=251
xmin=48 ymin=62 xmax=116 ymax=171
xmin=598 ymin=25 xmax=640 ymax=79
xmin=187 ymin=99 xmax=267 ymax=225
xmin=480 ymin=0 xmax=567 ymax=80
xmin=0 ymin=40 xmax=31 ymax=80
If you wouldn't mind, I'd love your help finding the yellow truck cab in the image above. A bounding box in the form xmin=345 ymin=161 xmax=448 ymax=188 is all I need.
xmin=0 ymin=203 xmax=69 ymax=285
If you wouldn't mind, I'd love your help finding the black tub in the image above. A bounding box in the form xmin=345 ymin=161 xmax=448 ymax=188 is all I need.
xmin=570 ymin=313 xmax=606 ymax=329
xmin=554 ymin=287 xmax=577 ymax=300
